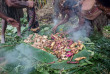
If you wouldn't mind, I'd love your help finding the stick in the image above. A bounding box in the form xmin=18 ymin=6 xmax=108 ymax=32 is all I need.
xmin=70 ymin=55 xmax=74 ymax=61
xmin=48 ymin=61 xmax=55 ymax=64
xmin=67 ymin=61 xmax=79 ymax=64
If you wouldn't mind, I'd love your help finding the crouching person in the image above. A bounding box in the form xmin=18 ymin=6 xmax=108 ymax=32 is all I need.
xmin=81 ymin=0 xmax=109 ymax=32
xmin=52 ymin=0 xmax=85 ymax=33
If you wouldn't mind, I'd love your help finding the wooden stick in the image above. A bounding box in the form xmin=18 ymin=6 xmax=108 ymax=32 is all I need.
xmin=67 ymin=61 xmax=79 ymax=64
xmin=48 ymin=61 xmax=55 ymax=64
xmin=70 ymin=55 xmax=74 ymax=61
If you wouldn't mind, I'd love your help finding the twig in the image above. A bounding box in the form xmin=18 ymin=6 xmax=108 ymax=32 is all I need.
xmin=70 ymin=55 xmax=74 ymax=61
xmin=0 ymin=45 xmax=15 ymax=48
xmin=67 ymin=61 xmax=79 ymax=64
xmin=67 ymin=55 xmax=79 ymax=64
xmin=48 ymin=61 xmax=55 ymax=64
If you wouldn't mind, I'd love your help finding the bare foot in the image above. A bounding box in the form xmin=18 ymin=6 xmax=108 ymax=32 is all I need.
xmin=52 ymin=25 xmax=58 ymax=33
xmin=17 ymin=32 xmax=21 ymax=37
xmin=17 ymin=35 xmax=22 ymax=38
xmin=1 ymin=36 xmax=5 ymax=43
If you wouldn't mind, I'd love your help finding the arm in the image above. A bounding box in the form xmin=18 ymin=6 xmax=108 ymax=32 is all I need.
xmin=56 ymin=14 xmax=70 ymax=27
xmin=52 ymin=14 xmax=70 ymax=33
xmin=0 ymin=12 xmax=9 ymax=20
xmin=0 ymin=12 xmax=19 ymax=27
xmin=5 ymin=0 xmax=33 ymax=8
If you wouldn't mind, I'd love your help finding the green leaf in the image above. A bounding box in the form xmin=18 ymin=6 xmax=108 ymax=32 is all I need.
xmin=7 ymin=26 xmax=13 ymax=30
xmin=54 ymin=70 xmax=60 ymax=73
xmin=15 ymin=43 xmax=58 ymax=63
xmin=40 ymin=70 xmax=49 ymax=74
xmin=84 ymin=37 xmax=91 ymax=42
xmin=7 ymin=33 xmax=12 ymax=35
xmin=21 ymin=27 xmax=26 ymax=33
xmin=80 ymin=63 xmax=88 ymax=66
xmin=12 ymin=28 xmax=17 ymax=33
xmin=51 ymin=49 xmax=92 ymax=70
xmin=44 ymin=27 xmax=50 ymax=31
xmin=84 ymin=59 xmax=93 ymax=64
xmin=44 ymin=47 xmax=52 ymax=52
xmin=37 ymin=67 xmax=44 ymax=72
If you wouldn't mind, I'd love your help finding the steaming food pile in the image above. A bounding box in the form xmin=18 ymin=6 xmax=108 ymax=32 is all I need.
xmin=24 ymin=33 xmax=84 ymax=60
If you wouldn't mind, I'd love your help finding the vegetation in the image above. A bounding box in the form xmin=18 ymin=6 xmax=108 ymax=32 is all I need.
xmin=0 ymin=11 xmax=110 ymax=74
xmin=0 ymin=19 xmax=110 ymax=74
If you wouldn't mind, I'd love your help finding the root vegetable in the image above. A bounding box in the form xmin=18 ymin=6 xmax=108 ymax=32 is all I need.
xmin=70 ymin=42 xmax=77 ymax=48
xmin=50 ymin=42 xmax=55 ymax=49
xmin=75 ymin=57 xmax=86 ymax=61
xmin=24 ymin=33 xmax=84 ymax=60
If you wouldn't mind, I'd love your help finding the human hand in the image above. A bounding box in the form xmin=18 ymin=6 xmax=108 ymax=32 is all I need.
xmin=52 ymin=25 xmax=58 ymax=33
xmin=60 ymin=31 xmax=68 ymax=37
xmin=6 ymin=18 xmax=19 ymax=27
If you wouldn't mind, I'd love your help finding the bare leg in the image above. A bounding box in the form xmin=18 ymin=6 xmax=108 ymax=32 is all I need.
xmin=1 ymin=19 xmax=7 ymax=43
xmin=17 ymin=21 xmax=21 ymax=37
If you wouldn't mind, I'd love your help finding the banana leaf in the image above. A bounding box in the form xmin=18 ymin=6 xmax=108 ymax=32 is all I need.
xmin=51 ymin=49 xmax=93 ymax=70
xmin=15 ymin=44 xmax=93 ymax=70
xmin=15 ymin=43 xmax=58 ymax=63
xmin=1 ymin=43 xmax=93 ymax=71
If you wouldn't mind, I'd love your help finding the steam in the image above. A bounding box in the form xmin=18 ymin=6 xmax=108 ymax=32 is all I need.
xmin=67 ymin=20 xmax=92 ymax=41
xmin=52 ymin=0 xmax=92 ymax=41
xmin=53 ymin=19 xmax=58 ymax=26
xmin=53 ymin=14 xmax=92 ymax=41
xmin=3 ymin=45 xmax=36 ymax=74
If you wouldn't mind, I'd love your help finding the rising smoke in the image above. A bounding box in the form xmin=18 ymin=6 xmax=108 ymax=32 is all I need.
xmin=53 ymin=0 xmax=92 ymax=41
xmin=67 ymin=20 xmax=92 ymax=41
xmin=1 ymin=44 xmax=36 ymax=74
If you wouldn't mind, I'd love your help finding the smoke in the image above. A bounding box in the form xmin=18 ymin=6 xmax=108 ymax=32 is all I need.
xmin=67 ymin=20 xmax=92 ymax=41
xmin=52 ymin=0 xmax=92 ymax=41
xmin=2 ymin=44 xmax=36 ymax=74
xmin=53 ymin=19 xmax=58 ymax=26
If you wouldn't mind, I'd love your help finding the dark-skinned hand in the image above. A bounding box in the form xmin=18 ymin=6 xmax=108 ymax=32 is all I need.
xmin=6 ymin=18 xmax=19 ymax=27
xmin=52 ymin=25 xmax=58 ymax=33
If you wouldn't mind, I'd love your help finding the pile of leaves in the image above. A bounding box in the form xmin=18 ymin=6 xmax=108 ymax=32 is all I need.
xmin=24 ymin=33 xmax=85 ymax=61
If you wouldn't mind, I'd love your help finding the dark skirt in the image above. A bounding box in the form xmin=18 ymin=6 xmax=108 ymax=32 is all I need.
xmin=0 ymin=0 xmax=23 ymax=21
